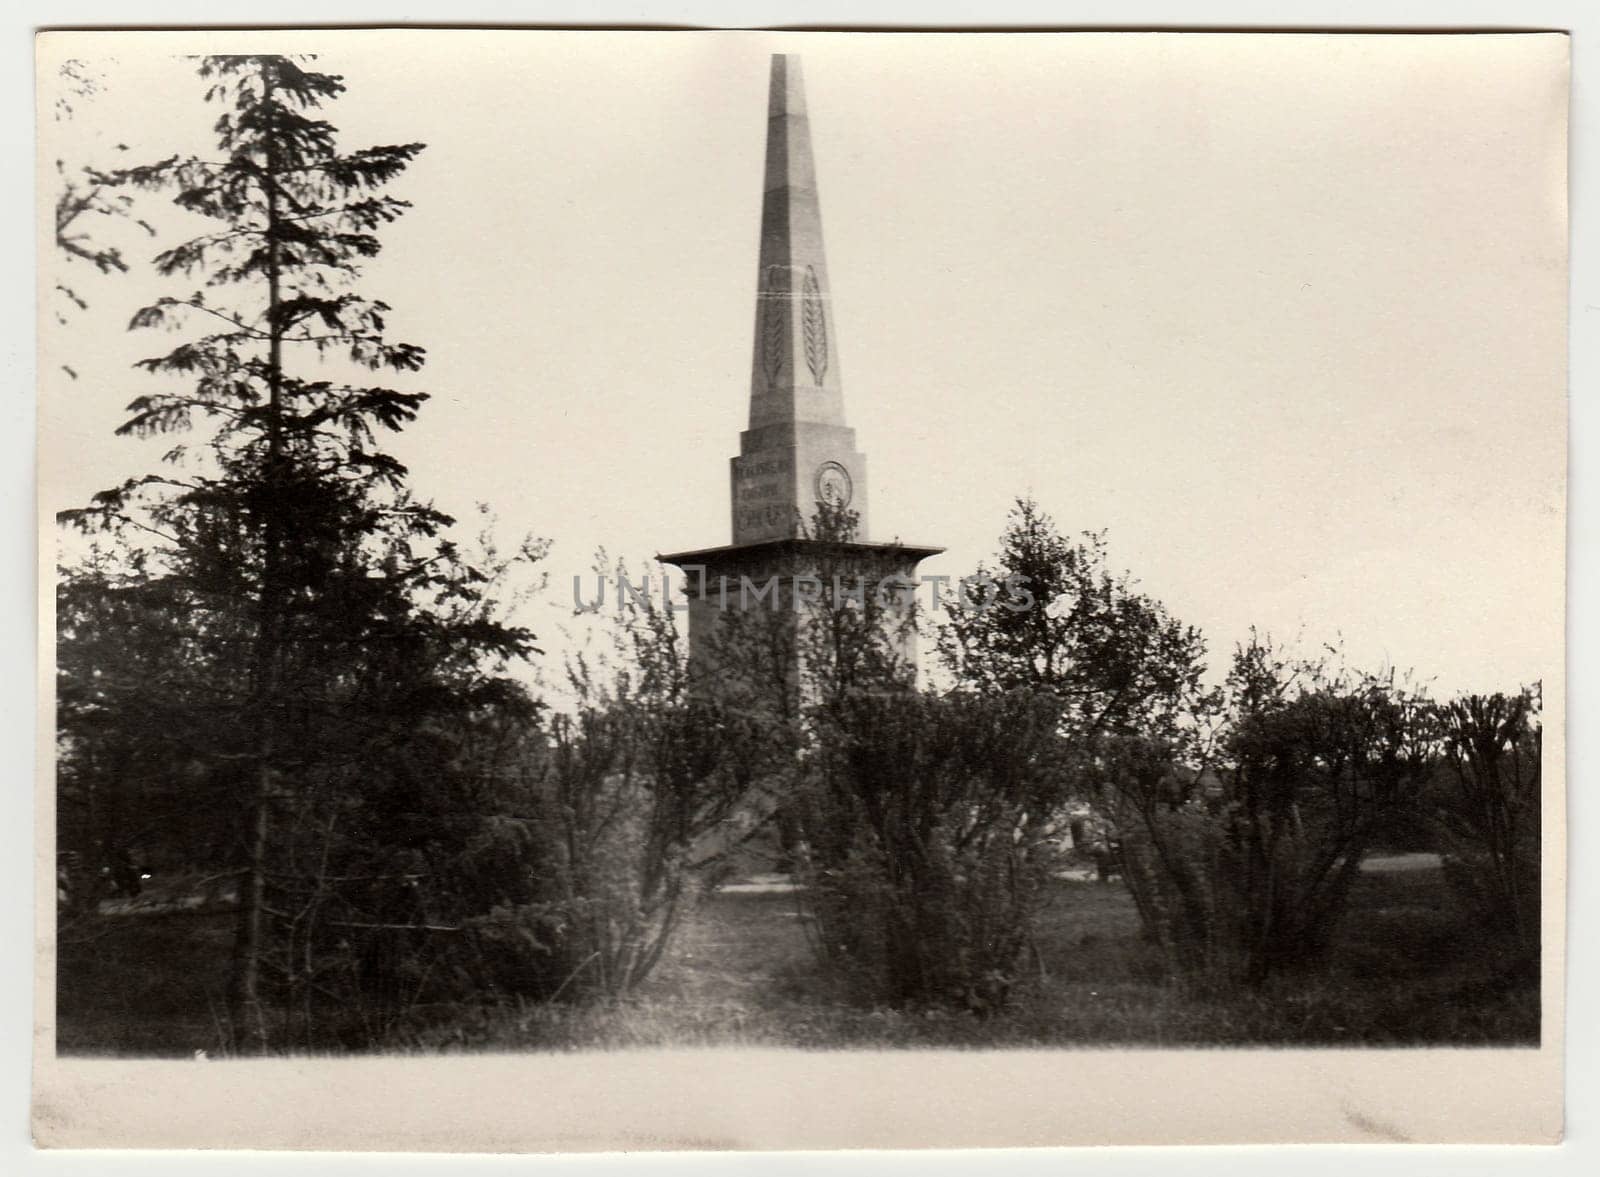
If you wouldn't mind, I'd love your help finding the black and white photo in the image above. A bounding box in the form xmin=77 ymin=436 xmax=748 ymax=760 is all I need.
xmin=32 ymin=27 xmax=1568 ymax=1150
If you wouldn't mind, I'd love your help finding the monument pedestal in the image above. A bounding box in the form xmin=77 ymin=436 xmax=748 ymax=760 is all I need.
xmin=660 ymin=537 xmax=943 ymax=690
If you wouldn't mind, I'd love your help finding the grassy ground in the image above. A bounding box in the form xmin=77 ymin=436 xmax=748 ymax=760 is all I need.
xmin=56 ymin=864 xmax=1538 ymax=1055
xmin=55 ymin=908 xmax=237 ymax=1057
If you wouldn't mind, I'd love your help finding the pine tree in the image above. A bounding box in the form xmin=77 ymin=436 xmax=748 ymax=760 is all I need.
xmin=50 ymin=58 xmax=156 ymax=377
xmin=61 ymin=55 xmax=535 ymax=1051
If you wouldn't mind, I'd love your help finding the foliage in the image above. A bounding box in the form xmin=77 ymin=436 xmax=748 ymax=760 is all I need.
xmin=50 ymin=58 xmax=156 ymax=371
xmin=935 ymin=497 xmax=1223 ymax=989
xmin=686 ymin=501 xmax=920 ymax=868
xmin=1103 ymin=636 xmax=1436 ymax=986
xmin=646 ymin=501 xmax=1073 ymax=1012
xmin=1432 ymin=688 xmax=1541 ymax=967
xmin=796 ymin=689 xmax=1075 ymax=1012
xmin=939 ymin=497 xmax=1213 ymax=747
xmin=794 ymin=501 xmax=921 ymax=704
xmin=56 ymin=55 xmax=538 ymax=1051
xmin=462 ymin=566 xmax=784 ymax=1004
xmin=684 ymin=502 xmax=1071 ymax=1012
xmin=55 ymin=538 xmax=241 ymax=918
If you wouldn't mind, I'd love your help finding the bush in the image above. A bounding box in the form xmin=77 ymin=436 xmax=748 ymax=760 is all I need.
xmin=466 ymin=702 xmax=762 ymax=1002
xmin=449 ymin=581 xmax=780 ymax=1008
xmin=1102 ymin=640 xmax=1433 ymax=987
xmin=796 ymin=689 xmax=1074 ymax=1012
xmin=1098 ymin=738 xmax=1236 ymax=978
xmin=1432 ymin=689 xmax=1540 ymax=968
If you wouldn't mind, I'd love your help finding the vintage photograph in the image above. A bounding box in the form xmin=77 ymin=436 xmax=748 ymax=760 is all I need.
xmin=34 ymin=28 xmax=1567 ymax=1148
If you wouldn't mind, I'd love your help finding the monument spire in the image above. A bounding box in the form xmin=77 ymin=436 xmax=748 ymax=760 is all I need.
xmin=748 ymin=54 xmax=845 ymax=433
xmin=732 ymin=53 xmax=867 ymax=545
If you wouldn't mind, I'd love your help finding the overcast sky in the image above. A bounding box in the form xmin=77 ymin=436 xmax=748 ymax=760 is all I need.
xmin=38 ymin=30 xmax=1568 ymax=695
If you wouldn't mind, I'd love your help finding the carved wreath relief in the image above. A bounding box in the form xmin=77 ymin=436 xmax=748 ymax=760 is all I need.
xmin=759 ymin=262 xmax=829 ymax=390
xmin=802 ymin=265 xmax=828 ymax=385
xmin=760 ymin=263 xmax=788 ymax=391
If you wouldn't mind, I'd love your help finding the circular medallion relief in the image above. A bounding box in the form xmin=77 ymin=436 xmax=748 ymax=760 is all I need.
xmin=815 ymin=461 xmax=853 ymax=508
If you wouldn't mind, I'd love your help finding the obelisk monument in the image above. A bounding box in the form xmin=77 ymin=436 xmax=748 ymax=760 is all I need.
xmin=661 ymin=54 xmax=940 ymax=686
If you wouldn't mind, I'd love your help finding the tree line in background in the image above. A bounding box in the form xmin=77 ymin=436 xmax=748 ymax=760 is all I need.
xmin=54 ymin=55 xmax=1542 ymax=1052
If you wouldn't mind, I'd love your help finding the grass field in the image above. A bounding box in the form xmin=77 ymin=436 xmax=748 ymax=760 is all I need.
xmin=55 ymin=865 xmax=1538 ymax=1055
